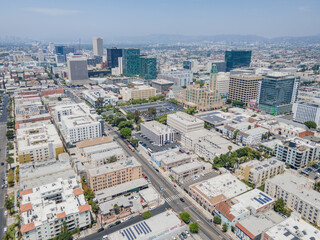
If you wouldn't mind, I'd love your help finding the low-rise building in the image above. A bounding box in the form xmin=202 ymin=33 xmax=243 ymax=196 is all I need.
xmin=275 ymin=137 xmax=320 ymax=169
xmin=265 ymin=170 xmax=320 ymax=226
xmin=82 ymin=89 xmax=118 ymax=107
xmin=170 ymin=161 xmax=203 ymax=182
xmin=235 ymin=158 xmax=285 ymax=187
xmin=141 ymin=121 xmax=175 ymax=146
xmin=167 ymin=111 xmax=204 ymax=133
xmin=20 ymin=177 xmax=91 ymax=240
xmin=261 ymin=214 xmax=320 ymax=240
xmin=86 ymin=157 xmax=142 ymax=192
xmin=16 ymin=121 xmax=64 ymax=163
xmin=151 ymin=79 xmax=174 ymax=93
xmin=107 ymin=210 xmax=187 ymax=240
xmin=120 ymin=85 xmax=156 ymax=101
xmin=151 ymin=149 xmax=195 ymax=170
xmin=188 ymin=173 xmax=251 ymax=214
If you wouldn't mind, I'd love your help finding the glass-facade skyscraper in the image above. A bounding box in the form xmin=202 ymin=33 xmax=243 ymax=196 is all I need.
xmin=107 ymin=47 xmax=123 ymax=68
xmin=139 ymin=56 xmax=157 ymax=80
xmin=122 ymin=48 xmax=141 ymax=76
xmin=258 ymin=74 xmax=300 ymax=115
xmin=225 ymin=50 xmax=252 ymax=72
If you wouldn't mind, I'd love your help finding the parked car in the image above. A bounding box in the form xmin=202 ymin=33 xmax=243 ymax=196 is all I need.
xmin=97 ymin=227 xmax=104 ymax=233
xmin=4 ymin=210 xmax=7 ymax=216
xmin=180 ymin=198 xmax=185 ymax=202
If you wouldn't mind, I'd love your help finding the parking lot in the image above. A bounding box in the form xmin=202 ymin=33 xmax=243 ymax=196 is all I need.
xmin=301 ymin=163 xmax=320 ymax=180
xmin=133 ymin=132 xmax=181 ymax=153
xmin=121 ymin=101 xmax=184 ymax=120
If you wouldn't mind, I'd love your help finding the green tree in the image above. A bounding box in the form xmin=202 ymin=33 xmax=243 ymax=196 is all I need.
xmin=118 ymin=120 xmax=133 ymax=129
xmin=222 ymin=223 xmax=228 ymax=232
xmin=248 ymin=125 xmax=252 ymax=130
xmin=113 ymin=204 xmax=119 ymax=209
xmin=226 ymin=99 xmax=232 ymax=104
xmin=195 ymin=80 xmax=204 ymax=87
xmin=133 ymin=110 xmax=141 ymax=123
xmin=179 ymin=211 xmax=191 ymax=223
xmin=131 ymin=139 xmax=138 ymax=147
xmin=96 ymin=97 xmax=105 ymax=109
xmin=107 ymin=155 xmax=117 ymax=163
xmin=4 ymin=198 xmax=14 ymax=212
xmin=304 ymin=121 xmax=317 ymax=129
xmin=143 ymin=211 xmax=152 ymax=219
xmin=6 ymin=130 xmax=14 ymax=139
xmin=57 ymin=222 xmax=72 ymax=240
xmin=233 ymin=129 xmax=240 ymax=140
xmin=274 ymin=198 xmax=285 ymax=213
xmin=189 ymin=222 xmax=199 ymax=233
xmin=147 ymin=107 xmax=157 ymax=119
xmin=114 ymin=117 xmax=126 ymax=126
xmin=120 ymin=127 xmax=132 ymax=138
xmin=204 ymin=122 xmax=212 ymax=130
xmin=228 ymin=145 xmax=232 ymax=155
xmin=6 ymin=156 xmax=14 ymax=169
xmin=57 ymin=96 xmax=62 ymax=101
xmin=213 ymin=216 xmax=221 ymax=225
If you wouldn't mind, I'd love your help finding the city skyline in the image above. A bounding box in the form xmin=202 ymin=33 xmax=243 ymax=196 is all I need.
xmin=1 ymin=0 xmax=320 ymax=42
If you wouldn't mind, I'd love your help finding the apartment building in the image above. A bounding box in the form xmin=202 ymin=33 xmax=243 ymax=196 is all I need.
xmin=265 ymin=171 xmax=320 ymax=226
xmin=228 ymin=74 xmax=262 ymax=104
xmin=20 ymin=177 xmax=91 ymax=240
xmin=167 ymin=111 xmax=204 ymax=133
xmin=141 ymin=121 xmax=175 ymax=146
xmin=120 ymin=85 xmax=156 ymax=101
xmin=151 ymin=149 xmax=196 ymax=170
xmin=188 ymin=173 xmax=251 ymax=214
xmin=235 ymin=158 xmax=285 ymax=187
xmin=170 ymin=162 xmax=203 ymax=182
xmin=158 ymin=69 xmax=193 ymax=86
xmin=82 ymin=89 xmax=118 ymax=107
xmin=86 ymin=157 xmax=142 ymax=192
xmin=17 ymin=121 xmax=64 ymax=164
xmin=275 ymin=138 xmax=320 ymax=169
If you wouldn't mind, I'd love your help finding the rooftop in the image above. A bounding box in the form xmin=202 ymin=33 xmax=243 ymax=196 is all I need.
xmin=76 ymin=136 xmax=113 ymax=149
xmin=170 ymin=161 xmax=203 ymax=174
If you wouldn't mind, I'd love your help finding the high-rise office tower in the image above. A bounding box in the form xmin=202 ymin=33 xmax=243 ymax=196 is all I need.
xmin=228 ymin=74 xmax=262 ymax=105
xmin=257 ymin=73 xmax=300 ymax=115
xmin=139 ymin=56 xmax=157 ymax=80
xmin=92 ymin=37 xmax=103 ymax=57
xmin=225 ymin=50 xmax=252 ymax=72
xmin=107 ymin=47 xmax=123 ymax=68
xmin=55 ymin=45 xmax=75 ymax=62
xmin=67 ymin=56 xmax=88 ymax=84
xmin=122 ymin=48 xmax=140 ymax=76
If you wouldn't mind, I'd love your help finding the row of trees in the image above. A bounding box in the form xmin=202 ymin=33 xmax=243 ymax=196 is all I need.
xmin=179 ymin=211 xmax=199 ymax=233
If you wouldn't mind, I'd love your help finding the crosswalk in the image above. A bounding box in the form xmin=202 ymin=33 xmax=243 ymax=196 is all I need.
xmin=165 ymin=194 xmax=184 ymax=203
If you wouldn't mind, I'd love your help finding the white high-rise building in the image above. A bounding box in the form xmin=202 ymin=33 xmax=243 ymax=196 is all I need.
xmin=293 ymin=101 xmax=320 ymax=126
xmin=92 ymin=37 xmax=103 ymax=57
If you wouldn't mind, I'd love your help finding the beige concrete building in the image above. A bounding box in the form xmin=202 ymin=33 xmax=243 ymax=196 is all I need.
xmin=167 ymin=111 xmax=204 ymax=133
xmin=17 ymin=121 xmax=64 ymax=164
xmin=228 ymin=74 xmax=262 ymax=104
xmin=235 ymin=158 xmax=285 ymax=187
xmin=170 ymin=161 xmax=203 ymax=182
xmin=265 ymin=170 xmax=320 ymax=226
xmin=120 ymin=85 xmax=156 ymax=101
xmin=86 ymin=157 xmax=142 ymax=192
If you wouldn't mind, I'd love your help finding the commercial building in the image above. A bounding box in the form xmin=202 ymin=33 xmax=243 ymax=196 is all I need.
xmin=225 ymin=50 xmax=252 ymax=72
xmin=235 ymin=158 xmax=285 ymax=187
xmin=20 ymin=177 xmax=91 ymax=240
xmin=216 ymin=72 xmax=230 ymax=98
xmin=17 ymin=121 xmax=64 ymax=163
xmin=158 ymin=69 xmax=193 ymax=86
xmin=107 ymin=210 xmax=187 ymax=240
xmin=261 ymin=214 xmax=320 ymax=240
xmin=215 ymin=189 xmax=275 ymax=229
xmin=120 ymin=85 xmax=156 ymax=101
xmin=67 ymin=56 xmax=88 ymax=84
xmin=92 ymin=37 xmax=103 ymax=57
xmin=208 ymin=60 xmax=226 ymax=72
xmin=275 ymin=138 xmax=320 ymax=169
xmin=228 ymin=74 xmax=262 ymax=104
xmin=182 ymin=65 xmax=223 ymax=111
xmin=188 ymin=173 xmax=251 ymax=214
xmin=293 ymin=101 xmax=320 ymax=126
xmin=122 ymin=48 xmax=141 ymax=76
xmin=140 ymin=120 xmax=175 ymax=146
xmin=167 ymin=111 xmax=204 ymax=133
xmin=258 ymin=73 xmax=300 ymax=115
xmin=86 ymin=157 xmax=142 ymax=192
xmin=151 ymin=149 xmax=196 ymax=170
xmin=107 ymin=47 xmax=123 ymax=68
xmin=151 ymin=79 xmax=174 ymax=93
xmin=170 ymin=161 xmax=203 ymax=182
xmin=265 ymin=170 xmax=320 ymax=226
xmin=139 ymin=56 xmax=157 ymax=80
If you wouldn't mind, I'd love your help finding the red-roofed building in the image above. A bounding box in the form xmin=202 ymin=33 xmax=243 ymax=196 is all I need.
xmin=236 ymin=222 xmax=256 ymax=240
xmin=21 ymin=222 xmax=36 ymax=234
xmin=78 ymin=204 xmax=91 ymax=213
xmin=20 ymin=188 xmax=33 ymax=196
xmin=73 ymin=188 xmax=83 ymax=196
xmin=56 ymin=212 xmax=66 ymax=220
xmin=41 ymin=88 xmax=64 ymax=97
xmin=20 ymin=203 xmax=33 ymax=213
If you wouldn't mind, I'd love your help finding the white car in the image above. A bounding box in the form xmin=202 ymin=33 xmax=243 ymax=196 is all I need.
xmin=3 ymin=227 xmax=7 ymax=233
xmin=4 ymin=210 xmax=7 ymax=216
xmin=102 ymin=235 xmax=108 ymax=240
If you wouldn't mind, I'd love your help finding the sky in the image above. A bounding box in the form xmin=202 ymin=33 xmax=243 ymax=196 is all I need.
xmin=0 ymin=0 xmax=320 ymax=42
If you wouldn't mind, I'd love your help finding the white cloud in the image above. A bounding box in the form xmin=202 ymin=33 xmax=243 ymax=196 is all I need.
xmin=26 ymin=8 xmax=80 ymax=16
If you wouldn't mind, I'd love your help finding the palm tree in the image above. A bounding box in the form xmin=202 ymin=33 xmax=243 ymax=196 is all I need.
xmin=96 ymin=97 xmax=104 ymax=109
xmin=227 ymin=146 xmax=232 ymax=156
xmin=6 ymin=156 xmax=14 ymax=169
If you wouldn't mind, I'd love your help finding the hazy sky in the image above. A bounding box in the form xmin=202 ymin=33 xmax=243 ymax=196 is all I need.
xmin=1 ymin=0 xmax=319 ymax=42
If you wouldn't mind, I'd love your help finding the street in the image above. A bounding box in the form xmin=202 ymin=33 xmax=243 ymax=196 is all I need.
xmin=90 ymin=123 xmax=229 ymax=240
xmin=0 ymin=94 xmax=9 ymax=239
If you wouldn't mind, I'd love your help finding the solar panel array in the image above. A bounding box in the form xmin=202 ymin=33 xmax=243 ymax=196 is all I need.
xmin=253 ymin=192 xmax=273 ymax=205
xmin=121 ymin=221 xmax=152 ymax=240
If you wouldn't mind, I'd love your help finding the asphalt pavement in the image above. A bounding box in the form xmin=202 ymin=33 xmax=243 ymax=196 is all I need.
xmin=98 ymin=124 xmax=229 ymax=240
xmin=0 ymin=94 xmax=9 ymax=239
